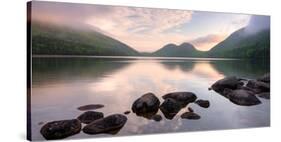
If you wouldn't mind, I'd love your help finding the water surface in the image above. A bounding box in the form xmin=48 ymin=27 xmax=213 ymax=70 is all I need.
xmin=31 ymin=56 xmax=270 ymax=140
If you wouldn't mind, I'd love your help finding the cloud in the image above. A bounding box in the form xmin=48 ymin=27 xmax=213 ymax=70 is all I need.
xmin=189 ymin=34 xmax=227 ymax=51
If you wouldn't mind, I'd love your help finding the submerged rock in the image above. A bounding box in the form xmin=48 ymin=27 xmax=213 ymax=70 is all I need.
xmin=124 ymin=110 xmax=131 ymax=115
xmin=181 ymin=112 xmax=201 ymax=120
xmin=228 ymin=89 xmax=261 ymax=106
xmin=40 ymin=119 xmax=81 ymax=140
xmin=83 ymin=114 xmax=127 ymax=135
xmin=131 ymin=93 xmax=160 ymax=118
xmin=160 ymin=98 xmax=182 ymax=119
xmin=162 ymin=92 xmax=197 ymax=106
xmin=77 ymin=111 xmax=104 ymax=124
xmin=195 ymin=100 xmax=210 ymax=108
xmin=211 ymin=76 xmax=243 ymax=94
xmin=256 ymin=92 xmax=270 ymax=99
xmin=151 ymin=114 xmax=162 ymax=122
xmin=77 ymin=104 xmax=104 ymax=111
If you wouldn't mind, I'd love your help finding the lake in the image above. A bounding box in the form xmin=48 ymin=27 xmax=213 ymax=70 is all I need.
xmin=30 ymin=56 xmax=270 ymax=140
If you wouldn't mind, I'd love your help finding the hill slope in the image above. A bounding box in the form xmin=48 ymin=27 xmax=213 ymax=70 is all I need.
xmin=31 ymin=22 xmax=139 ymax=56
xmin=208 ymin=28 xmax=270 ymax=58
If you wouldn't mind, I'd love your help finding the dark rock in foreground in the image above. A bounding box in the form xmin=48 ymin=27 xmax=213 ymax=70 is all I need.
xmin=181 ymin=112 xmax=201 ymax=120
xmin=257 ymin=73 xmax=270 ymax=83
xmin=151 ymin=114 xmax=162 ymax=122
xmin=124 ymin=110 xmax=131 ymax=115
xmin=246 ymin=80 xmax=270 ymax=93
xmin=160 ymin=98 xmax=182 ymax=119
xmin=187 ymin=107 xmax=194 ymax=112
xmin=228 ymin=89 xmax=261 ymax=106
xmin=195 ymin=100 xmax=210 ymax=108
xmin=77 ymin=111 xmax=104 ymax=124
xmin=211 ymin=76 xmax=243 ymax=94
xmin=40 ymin=119 xmax=81 ymax=140
xmin=77 ymin=104 xmax=104 ymax=111
xmin=131 ymin=93 xmax=160 ymax=118
xmin=162 ymin=92 xmax=197 ymax=106
xmin=83 ymin=114 xmax=127 ymax=135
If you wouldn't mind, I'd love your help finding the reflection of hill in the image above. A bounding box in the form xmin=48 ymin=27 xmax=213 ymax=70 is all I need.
xmin=209 ymin=59 xmax=270 ymax=78
xmin=159 ymin=60 xmax=195 ymax=72
xmin=32 ymin=57 xmax=131 ymax=86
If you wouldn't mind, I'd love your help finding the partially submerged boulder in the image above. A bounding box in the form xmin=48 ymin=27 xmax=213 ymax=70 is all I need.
xmin=124 ymin=110 xmax=131 ymax=115
xmin=195 ymin=100 xmax=210 ymax=108
xmin=83 ymin=114 xmax=127 ymax=135
xmin=187 ymin=107 xmax=194 ymax=112
xmin=246 ymin=80 xmax=270 ymax=93
xmin=160 ymin=98 xmax=182 ymax=119
xmin=131 ymin=93 xmax=160 ymax=118
xmin=211 ymin=76 xmax=243 ymax=94
xmin=77 ymin=104 xmax=104 ymax=111
xmin=77 ymin=111 xmax=104 ymax=124
xmin=40 ymin=119 xmax=81 ymax=140
xmin=256 ymin=92 xmax=270 ymax=100
xmin=181 ymin=112 xmax=201 ymax=120
xmin=151 ymin=114 xmax=162 ymax=122
xmin=162 ymin=92 xmax=197 ymax=106
xmin=228 ymin=89 xmax=261 ymax=106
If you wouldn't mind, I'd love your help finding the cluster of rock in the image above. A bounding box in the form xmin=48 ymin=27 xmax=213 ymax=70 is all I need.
xmin=209 ymin=73 xmax=270 ymax=106
xmin=131 ymin=92 xmax=210 ymax=121
xmin=40 ymin=105 xmax=127 ymax=140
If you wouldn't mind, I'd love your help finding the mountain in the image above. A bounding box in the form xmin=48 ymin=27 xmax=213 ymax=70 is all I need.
xmin=152 ymin=42 xmax=205 ymax=57
xmin=208 ymin=28 xmax=270 ymax=59
xmin=31 ymin=22 xmax=139 ymax=56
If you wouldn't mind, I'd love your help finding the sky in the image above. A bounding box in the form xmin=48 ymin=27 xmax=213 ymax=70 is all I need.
xmin=32 ymin=1 xmax=262 ymax=52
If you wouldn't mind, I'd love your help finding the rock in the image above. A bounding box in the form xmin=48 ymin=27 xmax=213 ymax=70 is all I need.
xmin=83 ymin=114 xmax=127 ymax=134
xmin=181 ymin=112 xmax=201 ymax=120
xmin=77 ymin=104 xmax=104 ymax=111
xmin=38 ymin=122 xmax=44 ymax=125
xmin=160 ymin=98 xmax=182 ymax=119
xmin=162 ymin=92 xmax=197 ymax=106
xmin=151 ymin=114 xmax=162 ymax=122
xmin=257 ymin=92 xmax=270 ymax=99
xmin=228 ymin=89 xmax=261 ymax=106
xmin=195 ymin=100 xmax=210 ymax=108
xmin=124 ymin=110 xmax=131 ymax=115
xmin=77 ymin=111 xmax=104 ymax=124
xmin=131 ymin=93 xmax=160 ymax=117
xmin=187 ymin=107 xmax=194 ymax=112
xmin=257 ymin=73 xmax=270 ymax=83
xmin=40 ymin=119 xmax=81 ymax=140
xmin=211 ymin=76 xmax=243 ymax=93
xmin=246 ymin=80 xmax=270 ymax=93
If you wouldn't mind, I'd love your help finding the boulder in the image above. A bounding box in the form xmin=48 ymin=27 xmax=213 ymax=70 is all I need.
xmin=257 ymin=73 xmax=270 ymax=83
xmin=83 ymin=114 xmax=127 ymax=134
xmin=181 ymin=112 xmax=201 ymax=120
xmin=228 ymin=89 xmax=261 ymax=106
xmin=211 ymin=76 xmax=243 ymax=93
xmin=151 ymin=114 xmax=162 ymax=122
xmin=246 ymin=80 xmax=270 ymax=93
xmin=131 ymin=93 xmax=160 ymax=117
xmin=195 ymin=100 xmax=210 ymax=108
xmin=77 ymin=111 xmax=104 ymax=124
xmin=160 ymin=98 xmax=182 ymax=119
xmin=162 ymin=92 xmax=197 ymax=106
xmin=77 ymin=104 xmax=104 ymax=111
xmin=40 ymin=119 xmax=81 ymax=140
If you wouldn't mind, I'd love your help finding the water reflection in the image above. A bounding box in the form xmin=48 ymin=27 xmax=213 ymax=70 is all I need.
xmin=31 ymin=57 xmax=270 ymax=140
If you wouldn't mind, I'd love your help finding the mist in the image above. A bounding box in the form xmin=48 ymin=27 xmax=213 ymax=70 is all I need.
xmin=245 ymin=15 xmax=270 ymax=34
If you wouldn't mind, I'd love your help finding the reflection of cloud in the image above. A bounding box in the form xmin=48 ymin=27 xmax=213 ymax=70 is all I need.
xmin=189 ymin=34 xmax=227 ymax=51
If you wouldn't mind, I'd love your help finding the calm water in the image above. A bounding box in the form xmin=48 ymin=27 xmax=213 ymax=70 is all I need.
xmin=31 ymin=56 xmax=270 ymax=140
